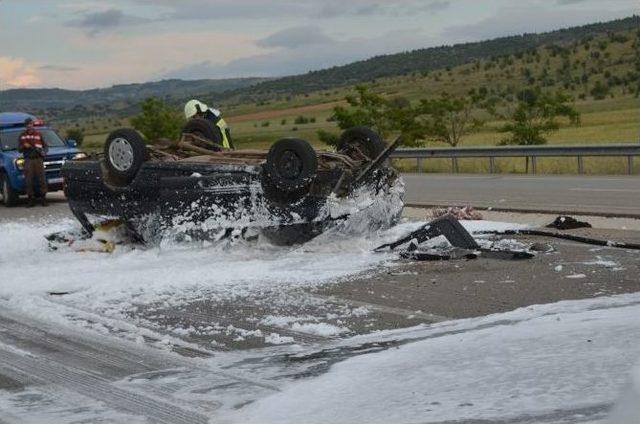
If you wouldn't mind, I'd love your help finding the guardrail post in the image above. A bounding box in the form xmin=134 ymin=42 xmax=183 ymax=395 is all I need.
xmin=489 ymin=157 xmax=496 ymax=174
xmin=531 ymin=157 xmax=537 ymax=174
xmin=628 ymin=156 xmax=634 ymax=175
xmin=452 ymin=158 xmax=459 ymax=173
xmin=577 ymin=156 xmax=584 ymax=175
xmin=417 ymin=158 xmax=423 ymax=173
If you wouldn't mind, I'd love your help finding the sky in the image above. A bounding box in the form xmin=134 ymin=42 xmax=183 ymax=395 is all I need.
xmin=0 ymin=0 xmax=637 ymax=90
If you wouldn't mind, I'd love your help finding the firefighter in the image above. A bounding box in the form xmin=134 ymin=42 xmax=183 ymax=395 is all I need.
xmin=18 ymin=118 xmax=48 ymax=207
xmin=184 ymin=99 xmax=234 ymax=149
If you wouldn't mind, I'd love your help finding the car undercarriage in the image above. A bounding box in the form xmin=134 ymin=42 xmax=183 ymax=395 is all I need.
xmin=62 ymin=125 xmax=403 ymax=245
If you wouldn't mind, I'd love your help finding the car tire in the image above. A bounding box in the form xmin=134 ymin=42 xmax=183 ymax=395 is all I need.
xmin=182 ymin=118 xmax=223 ymax=150
xmin=262 ymin=138 xmax=317 ymax=202
xmin=103 ymin=129 xmax=148 ymax=186
xmin=337 ymin=127 xmax=386 ymax=161
xmin=1 ymin=173 xmax=19 ymax=207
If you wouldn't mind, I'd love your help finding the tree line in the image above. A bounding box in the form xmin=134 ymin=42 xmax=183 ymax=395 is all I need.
xmin=318 ymin=85 xmax=580 ymax=148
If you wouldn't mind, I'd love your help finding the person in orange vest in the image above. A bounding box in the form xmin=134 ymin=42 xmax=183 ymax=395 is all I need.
xmin=18 ymin=118 xmax=48 ymax=207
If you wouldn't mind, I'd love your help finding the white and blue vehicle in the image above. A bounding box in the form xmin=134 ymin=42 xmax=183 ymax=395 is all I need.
xmin=0 ymin=112 xmax=86 ymax=206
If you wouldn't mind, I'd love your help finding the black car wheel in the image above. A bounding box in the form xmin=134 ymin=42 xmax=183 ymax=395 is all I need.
xmin=1 ymin=173 xmax=19 ymax=207
xmin=262 ymin=138 xmax=317 ymax=202
xmin=182 ymin=118 xmax=223 ymax=150
xmin=337 ymin=127 xmax=386 ymax=161
xmin=103 ymin=129 xmax=148 ymax=186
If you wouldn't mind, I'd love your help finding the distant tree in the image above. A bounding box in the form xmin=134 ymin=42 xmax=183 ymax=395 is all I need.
xmin=590 ymin=81 xmax=610 ymax=100
xmin=331 ymin=86 xmax=390 ymax=135
xmin=498 ymin=89 xmax=580 ymax=146
xmin=131 ymin=97 xmax=183 ymax=142
xmin=325 ymin=86 xmax=486 ymax=148
xmin=419 ymin=96 xmax=484 ymax=147
xmin=65 ymin=128 xmax=85 ymax=146
xmin=280 ymin=119 xmax=287 ymax=125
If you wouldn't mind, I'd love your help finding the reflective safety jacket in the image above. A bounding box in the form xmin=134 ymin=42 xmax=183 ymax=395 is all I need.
xmin=18 ymin=128 xmax=48 ymax=159
xmin=216 ymin=117 xmax=232 ymax=149
xmin=204 ymin=110 xmax=233 ymax=149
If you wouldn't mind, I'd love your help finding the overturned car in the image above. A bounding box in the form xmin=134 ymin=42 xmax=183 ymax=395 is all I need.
xmin=62 ymin=123 xmax=403 ymax=245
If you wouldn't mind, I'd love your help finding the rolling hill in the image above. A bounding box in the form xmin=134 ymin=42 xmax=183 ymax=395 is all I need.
xmin=1 ymin=15 xmax=637 ymax=125
xmin=0 ymin=77 xmax=268 ymax=116
xmin=223 ymin=15 xmax=639 ymax=99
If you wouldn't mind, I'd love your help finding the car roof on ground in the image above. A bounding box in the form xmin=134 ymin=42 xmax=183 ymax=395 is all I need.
xmin=0 ymin=112 xmax=37 ymax=129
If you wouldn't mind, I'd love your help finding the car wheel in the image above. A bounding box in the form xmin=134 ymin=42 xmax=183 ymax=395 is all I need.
xmin=103 ymin=129 xmax=148 ymax=186
xmin=262 ymin=138 xmax=318 ymax=202
xmin=1 ymin=173 xmax=19 ymax=207
xmin=182 ymin=118 xmax=223 ymax=150
xmin=337 ymin=127 xmax=387 ymax=161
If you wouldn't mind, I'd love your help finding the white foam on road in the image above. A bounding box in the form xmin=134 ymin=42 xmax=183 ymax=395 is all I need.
xmin=0 ymin=217 xmax=528 ymax=305
xmin=0 ymin=214 xmax=532 ymax=354
xmin=3 ymin=215 xmax=640 ymax=423
xmin=233 ymin=293 xmax=640 ymax=424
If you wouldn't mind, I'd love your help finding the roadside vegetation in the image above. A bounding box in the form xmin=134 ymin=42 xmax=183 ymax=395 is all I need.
xmin=52 ymin=21 xmax=639 ymax=174
xmin=130 ymin=97 xmax=184 ymax=142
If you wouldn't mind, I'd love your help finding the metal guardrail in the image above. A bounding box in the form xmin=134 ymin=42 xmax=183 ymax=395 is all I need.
xmin=391 ymin=144 xmax=640 ymax=174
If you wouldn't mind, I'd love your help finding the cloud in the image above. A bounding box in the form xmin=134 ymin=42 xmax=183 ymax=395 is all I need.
xmin=557 ymin=0 xmax=589 ymax=4
xmin=162 ymin=28 xmax=434 ymax=80
xmin=54 ymin=30 xmax=262 ymax=89
xmin=0 ymin=57 xmax=41 ymax=88
xmin=443 ymin=5 xmax=636 ymax=42
xmin=38 ymin=65 xmax=80 ymax=72
xmin=132 ymin=0 xmax=450 ymax=20
xmin=257 ymin=27 xmax=334 ymax=49
xmin=68 ymin=8 xmax=149 ymax=35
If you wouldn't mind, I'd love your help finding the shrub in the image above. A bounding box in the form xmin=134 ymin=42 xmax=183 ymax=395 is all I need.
xmin=130 ymin=97 xmax=183 ymax=142
xmin=590 ymin=81 xmax=609 ymax=100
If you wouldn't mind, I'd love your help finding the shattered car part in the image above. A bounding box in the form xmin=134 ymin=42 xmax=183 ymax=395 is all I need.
xmin=62 ymin=126 xmax=402 ymax=246
xmin=547 ymin=216 xmax=592 ymax=230
xmin=375 ymin=215 xmax=479 ymax=252
xmin=46 ymin=219 xmax=130 ymax=253
xmin=378 ymin=215 xmax=536 ymax=261
xmin=476 ymin=229 xmax=640 ymax=250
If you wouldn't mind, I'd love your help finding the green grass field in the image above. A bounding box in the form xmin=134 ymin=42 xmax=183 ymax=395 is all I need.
xmin=68 ymin=27 xmax=640 ymax=175
xmin=75 ymin=95 xmax=639 ymax=175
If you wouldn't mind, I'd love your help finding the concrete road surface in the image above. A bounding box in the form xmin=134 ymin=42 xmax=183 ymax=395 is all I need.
xmin=2 ymin=174 xmax=639 ymax=223
xmin=0 ymin=192 xmax=69 ymax=223
xmin=403 ymin=173 xmax=640 ymax=217
xmin=2 ymin=184 xmax=640 ymax=421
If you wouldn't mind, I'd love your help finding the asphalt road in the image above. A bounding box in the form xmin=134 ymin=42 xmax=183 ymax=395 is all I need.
xmin=3 ymin=180 xmax=640 ymax=421
xmin=403 ymin=173 xmax=640 ymax=217
xmin=0 ymin=192 xmax=69 ymax=223
xmin=1 ymin=174 xmax=639 ymax=222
